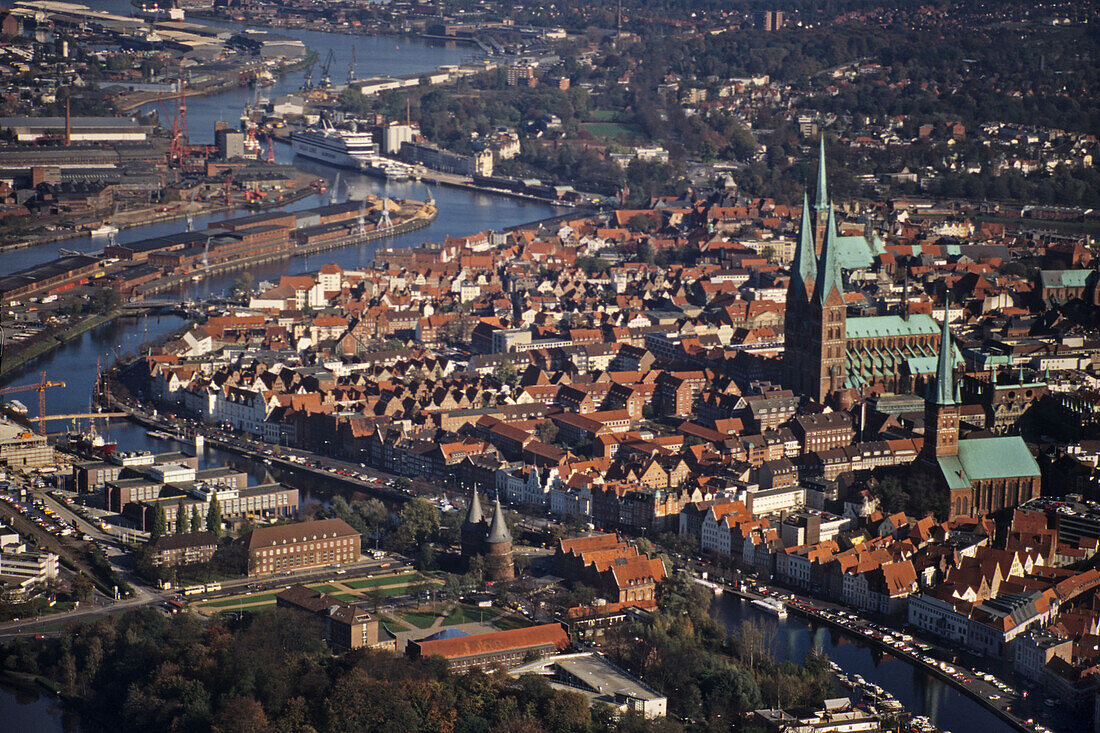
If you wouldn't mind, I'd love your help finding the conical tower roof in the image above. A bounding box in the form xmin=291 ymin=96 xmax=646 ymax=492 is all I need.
xmin=486 ymin=498 xmax=512 ymax=544
xmin=930 ymin=305 xmax=957 ymax=406
xmin=812 ymin=204 xmax=844 ymax=306
xmin=790 ymin=191 xmax=817 ymax=299
xmin=815 ymin=136 xmax=829 ymax=211
xmin=463 ymin=489 xmax=484 ymax=528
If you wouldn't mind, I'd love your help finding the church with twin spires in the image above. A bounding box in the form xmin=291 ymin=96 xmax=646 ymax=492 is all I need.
xmin=784 ymin=140 xmax=948 ymax=405
xmin=783 ymin=141 xmax=1041 ymax=518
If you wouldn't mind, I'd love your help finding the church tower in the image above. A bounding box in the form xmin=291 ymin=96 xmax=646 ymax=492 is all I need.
xmin=923 ymin=310 xmax=960 ymax=458
xmin=810 ymin=205 xmax=847 ymax=403
xmin=784 ymin=192 xmax=816 ymax=396
xmin=784 ymin=139 xmax=847 ymax=404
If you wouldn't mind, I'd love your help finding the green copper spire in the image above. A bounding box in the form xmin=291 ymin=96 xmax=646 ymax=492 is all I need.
xmin=815 ymin=136 xmax=829 ymax=211
xmin=931 ymin=305 xmax=956 ymax=406
xmin=813 ymin=204 xmax=843 ymax=306
xmin=791 ymin=191 xmax=817 ymax=298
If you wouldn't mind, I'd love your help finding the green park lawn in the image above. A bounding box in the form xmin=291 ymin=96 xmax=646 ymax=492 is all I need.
xmin=343 ymin=572 xmax=420 ymax=589
xmin=202 ymin=593 xmax=277 ymax=608
xmin=399 ymin=611 xmax=439 ymax=629
xmin=580 ymin=122 xmax=643 ymax=139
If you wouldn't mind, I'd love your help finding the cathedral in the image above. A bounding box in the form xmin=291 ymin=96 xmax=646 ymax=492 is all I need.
xmin=784 ymin=140 xmax=947 ymax=404
xmin=460 ymin=491 xmax=515 ymax=582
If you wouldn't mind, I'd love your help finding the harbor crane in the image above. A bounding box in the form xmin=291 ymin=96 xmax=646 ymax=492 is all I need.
xmin=319 ymin=49 xmax=336 ymax=89
xmin=0 ymin=371 xmax=66 ymax=435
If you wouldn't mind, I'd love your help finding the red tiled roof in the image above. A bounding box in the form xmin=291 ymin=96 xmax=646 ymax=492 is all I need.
xmin=412 ymin=623 xmax=569 ymax=659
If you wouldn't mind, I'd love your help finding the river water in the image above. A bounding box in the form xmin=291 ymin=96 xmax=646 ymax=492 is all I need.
xmin=711 ymin=592 xmax=1016 ymax=733
xmin=0 ymin=8 xmax=1025 ymax=733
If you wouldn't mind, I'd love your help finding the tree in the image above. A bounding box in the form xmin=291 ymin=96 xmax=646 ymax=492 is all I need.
xmin=151 ymin=502 xmax=168 ymax=540
xmin=70 ymin=573 xmax=93 ymax=602
xmin=397 ymin=498 xmax=440 ymax=549
xmin=231 ymin=272 xmax=254 ymax=298
xmin=535 ymin=420 xmax=559 ymax=444
xmin=175 ymin=500 xmax=187 ymax=534
xmin=89 ymin=288 xmax=121 ymax=315
xmin=190 ymin=505 xmax=203 ymax=533
xmin=627 ymin=213 xmax=659 ymax=233
xmin=493 ymin=359 xmax=518 ymax=387
xmin=207 ymin=494 xmax=223 ymax=538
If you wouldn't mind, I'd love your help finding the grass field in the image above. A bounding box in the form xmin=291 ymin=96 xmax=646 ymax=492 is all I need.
xmin=309 ymin=584 xmax=341 ymax=594
xmin=343 ymin=572 xmax=419 ymax=589
xmin=381 ymin=616 xmax=411 ymax=633
xmin=442 ymin=604 xmax=491 ymax=627
xmin=492 ymin=615 xmax=532 ymax=631
xmin=400 ymin=611 xmax=439 ymax=629
xmin=203 ymin=593 xmax=277 ymax=608
xmin=332 ymin=593 xmax=361 ymax=603
xmin=580 ymin=122 xmax=643 ymax=139
xmin=586 ymin=109 xmax=618 ymax=122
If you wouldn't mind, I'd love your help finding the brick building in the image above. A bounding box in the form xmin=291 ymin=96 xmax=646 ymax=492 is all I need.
xmin=243 ymin=518 xmax=359 ymax=576
xmin=149 ymin=532 xmax=218 ymax=567
xmin=276 ymin=584 xmax=396 ymax=652
xmin=406 ymin=623 xmax=570 ymax=672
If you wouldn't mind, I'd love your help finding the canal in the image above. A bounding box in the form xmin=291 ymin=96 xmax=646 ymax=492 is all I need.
xmin=711 ymin=591 xmax=1015 ymax=733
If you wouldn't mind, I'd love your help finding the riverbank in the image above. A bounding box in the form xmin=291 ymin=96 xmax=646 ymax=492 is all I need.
xmin=113 ymin=49 xmax=319 ymax=113
xmin=0 ymin=311 xmax=120 ymax=381
xmin=699 ymin=576 xmax=1034 ymax=733
xmin=133 ymin=201 xmax=437 ymax=296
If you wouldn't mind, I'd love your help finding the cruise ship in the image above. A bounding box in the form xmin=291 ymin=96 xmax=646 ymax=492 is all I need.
xmin=290 ymin=120 xmax=379 ymax=170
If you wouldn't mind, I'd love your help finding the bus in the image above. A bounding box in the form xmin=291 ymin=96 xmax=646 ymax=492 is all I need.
xmin=203 ymin=583 xmax=221 ymax=593
xmin=182 ymin=585 xmax=205 ymax=596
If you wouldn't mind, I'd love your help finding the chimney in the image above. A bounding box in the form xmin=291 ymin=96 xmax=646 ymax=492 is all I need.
xmin=64 ymin=98 xmax=72 ymax=146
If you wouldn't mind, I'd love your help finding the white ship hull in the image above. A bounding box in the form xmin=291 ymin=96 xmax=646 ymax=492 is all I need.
xmin=751 ymin=598 xmax=788 ymax=618
xmin=291 ymin=127 xmax=378 ymax=171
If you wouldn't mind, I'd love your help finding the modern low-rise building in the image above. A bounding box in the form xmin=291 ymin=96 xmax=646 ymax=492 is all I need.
xmin=508 ymin=652 xmax=667 ymax=719
xmin=0 ymin=420 xmax=52 ymax=468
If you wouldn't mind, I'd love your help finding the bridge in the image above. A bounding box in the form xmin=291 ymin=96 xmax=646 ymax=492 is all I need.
xmin=121 ymin=298 xmax=185 ymax=311
xmin=41 ymin=412 xmax=127 ymax=422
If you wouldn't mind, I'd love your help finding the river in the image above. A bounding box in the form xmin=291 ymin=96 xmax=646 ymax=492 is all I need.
xmin=0 ymin=8 xmax=1015 ymax=733
xmin=0 ymin=13 xmax=558 ymax=727
xmin=711 ymin=592 xmax=1017 ymax=733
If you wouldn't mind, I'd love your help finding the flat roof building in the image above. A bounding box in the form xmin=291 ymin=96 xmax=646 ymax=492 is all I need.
xmin=0 ymin=116 xmax=152 ymax=143
xmin=508 ymin=652 xmax=667 ymax=719
xmin=0 ymin=420 xmax=52 ymax=468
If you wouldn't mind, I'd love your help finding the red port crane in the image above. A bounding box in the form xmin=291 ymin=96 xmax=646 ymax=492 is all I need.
xmin=0 ymin=371 xmax=66 ymax=435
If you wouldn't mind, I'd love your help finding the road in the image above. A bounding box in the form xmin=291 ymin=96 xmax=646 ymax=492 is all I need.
xmin=0 ymin=554 xmax=412 ymax=640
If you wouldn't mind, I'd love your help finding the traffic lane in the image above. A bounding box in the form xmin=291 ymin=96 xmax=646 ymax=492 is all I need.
xmin=178 ymin=557 xmax=412 ymax=600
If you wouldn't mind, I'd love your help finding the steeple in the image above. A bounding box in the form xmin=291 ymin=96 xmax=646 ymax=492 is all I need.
xmin=815 ymin=136 xmax=829 ymax=211
xmin=486 ymin=498 xmax=512 ymax=545
xmin=790 ymin=191 xmax=817 ymax=298
xmin=930 ymin=305 xmax=957 ymax=406
xmin=813 ymin=204 xmax=844 ymax=306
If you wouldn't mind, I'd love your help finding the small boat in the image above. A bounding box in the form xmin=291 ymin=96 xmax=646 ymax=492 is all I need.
xmin=90 ymin=224 xmax=119 ymax=238
xmin=751 ymin=598 xmax=787 ymax=618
